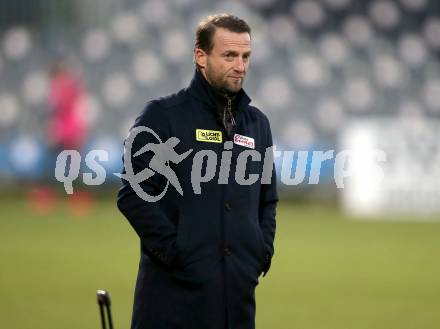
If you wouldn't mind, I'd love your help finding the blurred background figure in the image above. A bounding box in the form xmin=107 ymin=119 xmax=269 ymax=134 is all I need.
xmin=48 ymin=59 xmax=88 ymax=151
xmin=28 ymin=58 xmax=92 ymax=215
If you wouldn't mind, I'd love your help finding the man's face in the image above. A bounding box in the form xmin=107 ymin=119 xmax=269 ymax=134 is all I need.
xmin=201 ymin=28 xmax=251 ymax=93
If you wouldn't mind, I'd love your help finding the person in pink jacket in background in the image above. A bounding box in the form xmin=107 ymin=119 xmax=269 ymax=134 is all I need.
xmin=29 ymin=60 xmax=92 ymax=216
xmin=48 ymin=60 xmax=88 ymax=150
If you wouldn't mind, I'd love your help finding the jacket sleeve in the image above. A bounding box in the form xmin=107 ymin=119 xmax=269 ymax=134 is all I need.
xmin=117 ymin=101 xmax=178 ymax=268
xmin=259 ymin=118 xmax=278 ymax=277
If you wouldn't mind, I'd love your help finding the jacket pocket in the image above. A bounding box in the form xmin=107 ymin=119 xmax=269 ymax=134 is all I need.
xmin=175 ymin=212 xmax=209 ymax=267
xmin=172 ymin=212 xmax=222 ymax=285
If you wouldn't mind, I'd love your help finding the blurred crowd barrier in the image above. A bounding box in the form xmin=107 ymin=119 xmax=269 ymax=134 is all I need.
xmin=0 ymin=0 xmax=439 ymax=215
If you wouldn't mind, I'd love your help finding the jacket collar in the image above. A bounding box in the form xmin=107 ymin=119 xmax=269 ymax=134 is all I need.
xmin=187 ymin=69 xmax=251 ymax=113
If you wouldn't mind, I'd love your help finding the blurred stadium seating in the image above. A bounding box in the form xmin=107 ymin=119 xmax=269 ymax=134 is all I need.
xmin=0 ymin=0 xmax=439 ymax=202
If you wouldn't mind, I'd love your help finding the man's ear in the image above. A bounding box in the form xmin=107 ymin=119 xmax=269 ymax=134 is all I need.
xmin=194 ymin=48 xmax=207 ymax=69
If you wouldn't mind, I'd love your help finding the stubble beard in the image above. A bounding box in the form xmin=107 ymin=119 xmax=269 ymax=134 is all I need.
xmin=205 ymin=65 xmax=244 ymax=94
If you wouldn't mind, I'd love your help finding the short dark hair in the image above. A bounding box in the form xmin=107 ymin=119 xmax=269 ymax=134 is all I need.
xmin=195 ymin=14 xmax=251 ymax=54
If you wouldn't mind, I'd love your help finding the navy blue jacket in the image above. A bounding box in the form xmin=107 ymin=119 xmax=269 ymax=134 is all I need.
xmin=117 ymin=70 xmax=278 ymax=329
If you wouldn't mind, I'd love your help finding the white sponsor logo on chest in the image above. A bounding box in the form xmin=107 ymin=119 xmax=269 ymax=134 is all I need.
xmin=233 ymin=134 xmax=255 ymax=149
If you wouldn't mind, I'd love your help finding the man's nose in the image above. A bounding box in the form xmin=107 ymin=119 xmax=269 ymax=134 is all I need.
xmin=234 ymin=57 xmax=245 ymax=72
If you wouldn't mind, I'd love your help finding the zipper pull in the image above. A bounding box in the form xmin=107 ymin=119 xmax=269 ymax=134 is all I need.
xmin=226 ymin=96 xmax=235 ymax=127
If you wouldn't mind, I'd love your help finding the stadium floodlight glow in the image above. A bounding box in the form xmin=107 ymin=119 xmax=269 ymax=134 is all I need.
xmin=341 ymin=118 xmax=440 ymax=216
xmin=340 ymin=124 xmax=387 ymax=216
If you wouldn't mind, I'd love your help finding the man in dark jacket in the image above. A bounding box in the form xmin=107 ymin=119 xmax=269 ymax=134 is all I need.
xmin=117 ymin=13 xmax=278 ymax=329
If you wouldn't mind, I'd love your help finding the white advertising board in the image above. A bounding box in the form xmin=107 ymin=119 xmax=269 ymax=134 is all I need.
xmin=339 ymin=118 xmax=440 ymax=218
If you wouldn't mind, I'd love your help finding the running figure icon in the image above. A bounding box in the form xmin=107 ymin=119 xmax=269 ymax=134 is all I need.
xmin=133 ymin=136 xmax=192 ymax=196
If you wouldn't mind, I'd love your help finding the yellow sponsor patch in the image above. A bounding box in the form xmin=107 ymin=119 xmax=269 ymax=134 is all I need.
xmin=196 ymin=129 xmax=222 ymax=143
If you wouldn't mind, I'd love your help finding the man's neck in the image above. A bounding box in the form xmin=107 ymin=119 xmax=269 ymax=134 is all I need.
xmin=198 ymin=68 xmax=237 ymax=101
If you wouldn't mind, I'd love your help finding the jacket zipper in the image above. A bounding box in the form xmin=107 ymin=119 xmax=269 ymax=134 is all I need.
xmin=222 ymin=95 xmax=236 ymax=140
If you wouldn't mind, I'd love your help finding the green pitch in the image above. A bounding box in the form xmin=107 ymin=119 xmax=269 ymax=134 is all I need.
xmin=0 ymin=196 xmax=439 ymax=329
